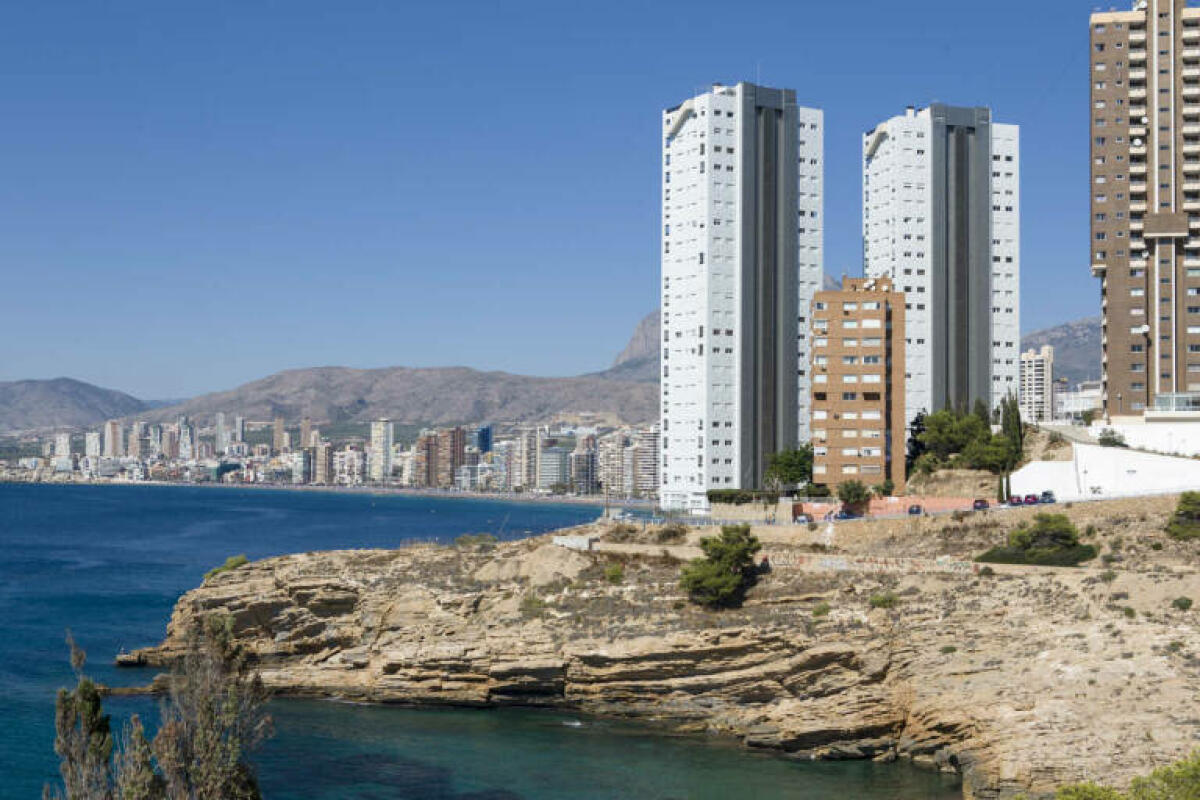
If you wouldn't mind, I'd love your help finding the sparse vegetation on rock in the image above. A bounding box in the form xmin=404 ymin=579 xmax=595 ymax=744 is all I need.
xmin=977 ymin=513 xmax=1098 ymax=567
xmin=678 ymin=524 xmax=761 ymax=608
xmin=1054 ymin=749 xmax=1200 ymax=799
xmin=204 ymin=554 xmax=249 ymax=581
xmin=1166 ymin=492 xmax=1200 ymax=541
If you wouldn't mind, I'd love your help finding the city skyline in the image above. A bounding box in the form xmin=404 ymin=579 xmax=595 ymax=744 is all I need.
xmin=2 ymin=1 xmax=1098 ymax=399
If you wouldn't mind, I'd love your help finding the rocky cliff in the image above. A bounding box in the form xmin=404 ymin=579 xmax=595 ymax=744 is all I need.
xmin=132 ymin=498 xmax=1200 ymax=799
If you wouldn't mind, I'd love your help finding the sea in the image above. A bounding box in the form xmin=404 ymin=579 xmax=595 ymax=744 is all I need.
xmin=0 ymin=483 xmax=960 ymax=799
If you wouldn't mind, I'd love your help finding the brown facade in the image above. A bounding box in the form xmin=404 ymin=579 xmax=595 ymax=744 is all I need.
xmin=436 ymin=426 xmax=466 ymax=487
xmin=1091 ymin=1 xmax=1200 ymax=418
xmin=810 ymin=278 xmax=906 ymax=493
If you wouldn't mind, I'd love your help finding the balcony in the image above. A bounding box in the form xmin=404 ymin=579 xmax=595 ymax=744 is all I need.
xmin=1186 ymin=124 xmax=1200 ymax=136
xmin=1130 ymin=48 xmax=1147 ymax=63
xmin=1186 ymin=86 xmax=1200 ymax=100
xmin=1131 ymin=180 xmax=1148 ymax=192
xmin=1186 ymin=47 xmax=1200 ymax=60
xmin=1130 ymin=162 xmax=1148 ymax=175
xmin=1130 ymin=143 xmax=1147 ymax=156
xmin=1186 ymin=199 xmax=1200 ymax=211
xmin=1185 ymin=27 xmax=1200 ymax=42
xmin=1131 ymin=219 xmax=1145 ymax=232
xmin=1130 ymin=30 xmax=1147 ymax=44
xmin=1092 ymin=263 xmax=1107 ymax=277
xmin=1187 ymin=68 xmax=1200 ymax=80
xmin=1131 ymin=200 xmax=1148 ymax=213
xmin=1130 ymin=124 xmax=1148 ymax=137
xmin=1187 ymin=181 xmax=1200 ymax=193
xmin=1185 ymin=141 xmax=1200 ymax=155
xmin=1185 ymin=258 xmax=1200 ymax=268
xmin=1130 ymin=68 xmax=1148 ymax=81
xmin=1130 ymin=87 xmax=1148 ymax=100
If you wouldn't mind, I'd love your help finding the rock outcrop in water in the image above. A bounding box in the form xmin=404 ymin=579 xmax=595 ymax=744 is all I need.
xmin=131 ymin=497 xmax=1200 ymax=800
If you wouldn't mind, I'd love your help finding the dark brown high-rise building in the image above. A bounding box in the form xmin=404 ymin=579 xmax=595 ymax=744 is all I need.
xmin=1091 ymin=0 xmax=1200 ymax=418
xmin=436 ymin=426 xmax=466 ymax=488
xmin=413 ymin=431 xmax=438 ymax=488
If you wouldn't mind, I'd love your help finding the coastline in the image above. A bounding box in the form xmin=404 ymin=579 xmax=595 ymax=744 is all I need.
xmin=0 ymin=475 xmax=651 ymax=510
xmin=127 ymin=493 xmax=1200 ymax=799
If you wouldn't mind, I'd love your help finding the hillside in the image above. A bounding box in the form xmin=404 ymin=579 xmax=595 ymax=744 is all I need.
xmin=1021 ymin=316 xmax=1100 ymax=388
xmin=0 ymin=378 xmax=146 ymax=433
xmin=137 ymin=366 xmax=657 ymax=427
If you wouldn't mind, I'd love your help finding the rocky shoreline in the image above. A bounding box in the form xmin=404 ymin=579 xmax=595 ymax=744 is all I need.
xmin=127 ymin=498 xmax=1200 ymax=799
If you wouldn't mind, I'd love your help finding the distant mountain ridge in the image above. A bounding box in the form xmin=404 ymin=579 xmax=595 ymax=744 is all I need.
xmin=134 ymin=365 xmax=657 ymax=428
xmin=1020 ymin=316 xmax=1101 ymax=388
xmin=0 ymin=379 xmax=146 ymax=434
xmin=0 ymin=300 xmax=1101 ymax=433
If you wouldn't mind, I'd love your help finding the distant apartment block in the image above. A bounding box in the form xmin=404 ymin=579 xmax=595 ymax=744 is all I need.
xmin=103 ymin=420 xmax=123 ymax=458
xmin=436 ymin=426 xmax=466 ymax=488
xmin=810 ymin=277 xmax=906 ymax=492
xmin=368 ymin=419 xmax=394 ymax=482
xmin=863 ymin=104 xmax=1020 ymax=428
xmin=1019 ymin=345 xmax=1055 ymax=423
xmin=660 ymin=81 xmax=824 ymax=511
xmin=1090 ymin=0 xmax=1200 ymax=418
xmin=272 ymin=416 xmax=287 ymax=454
xmin=85 ymin=431 xmax=101 ymax=458
xmin=1056 ymin=379 xmax=1104 ymax=421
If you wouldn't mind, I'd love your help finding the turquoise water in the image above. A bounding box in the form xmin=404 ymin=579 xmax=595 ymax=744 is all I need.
xmin=0 ymin=483 xmax=960 ymax=799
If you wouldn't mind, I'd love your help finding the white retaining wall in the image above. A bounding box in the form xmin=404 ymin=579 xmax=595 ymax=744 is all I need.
xmin=1011 ymin=443 xmax=1200 ymax=501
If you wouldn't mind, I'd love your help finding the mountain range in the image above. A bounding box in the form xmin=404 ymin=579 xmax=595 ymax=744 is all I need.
xmin=0 ymin=303 xmax=1101 ymax=434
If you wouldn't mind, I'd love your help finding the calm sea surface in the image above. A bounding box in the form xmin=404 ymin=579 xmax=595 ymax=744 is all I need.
xmin=0 ymin=483 xmax=959 ymax=799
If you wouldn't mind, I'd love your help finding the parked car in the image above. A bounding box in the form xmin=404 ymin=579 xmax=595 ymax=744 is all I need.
xmin=1009 ymin=495 xmax=1024 ymax=506
xmin=907 ymin=504 xmax=923 ymax=516
xmin=1024 ymin=494 xmax=1040 ymax=505
xmin=833 ymin=510 xmax=860 ymax=521
xmin=793 ymin=512 xmax=814 ymax=524
xmin=1040 ymin=491 xmax=1057 ymax=504
xmin=972 ymin=498 xmax=990 ymax=511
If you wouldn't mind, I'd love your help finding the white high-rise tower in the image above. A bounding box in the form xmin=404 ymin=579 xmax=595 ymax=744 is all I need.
xmin=659 ymin=82 xmax=823 ymax=512
xmin=862 ymin=104 xmax=1020 ymax=429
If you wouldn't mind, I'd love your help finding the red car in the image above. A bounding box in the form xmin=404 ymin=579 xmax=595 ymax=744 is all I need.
xmin=1009 ymin=495 xmax=1023 ymax=506
xmin=1024 ymin=494 xmax=1040 ymax=505
xmin=972 ymin=499 xmax=989 ymax=511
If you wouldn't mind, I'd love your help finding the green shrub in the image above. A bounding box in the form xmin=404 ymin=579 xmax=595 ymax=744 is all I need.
xmin=1173 ymin=596 xmax=1193 ymax=612
xmin=977 ymin=513 xmax=1097 ymax=567
xmin=869 ymin=591 xmax=898 ymax=609
xmin=654 ymin=523 xmax=688 ymax=544
xmin=455 ymin=533 xmax=498 ymax=549
xmin=604 ymin=564 xmax=624 ymax=585
xmin=836 ymin=480 xmax=872 ymax=511
xmin=978 ymin=565 xmax=995 ymax=577
xmin=1123 ymin=606 xmax=1136 ymax=619
xmin=1055 ymin=749 xmax=1200 ymax=799
xmin=1167 ymin=492 xmax=1200 ymax=541
xmin=812 ymin=601 xmax=831 ymax=617
xmin=940 ymin=645 xmax=958 ymax=654
xmin=204 ymin=554 xmax=249 ymax=581
xmin=1099 ymin=570 xmax=1118 ymax=583
xmin=1151 ymin=542 xmax=1164 ymax=551
xmin=520 ymin=592 xmax=547 ymax=619
xmin=1097 ymin=428 xmax=1127 ymax=448
xmin=706 ymin=489 xmax=779 ymax=506
xmin=679 ymin=525 xmax=762 ymax=609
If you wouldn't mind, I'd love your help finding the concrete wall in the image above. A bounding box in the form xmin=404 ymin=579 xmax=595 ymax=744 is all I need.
xmin=1088 ymin=420 xmax=1200 ymax=457
xmin=1011 ymin=442 xmax=1200 ymax=501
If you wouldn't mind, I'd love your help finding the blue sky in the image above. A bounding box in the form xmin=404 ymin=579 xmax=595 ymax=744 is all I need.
xmin=0 ymin=0 xmax=1094 ymax=399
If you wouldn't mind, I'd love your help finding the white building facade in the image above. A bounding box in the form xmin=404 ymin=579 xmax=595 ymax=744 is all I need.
xmin=863 ymin=104 xmax=1020 ymax=429
xmin=1019 ymin=345 xmax=1055 ymax=423
xmin=660 ymin=82 xmax=823 ymax=511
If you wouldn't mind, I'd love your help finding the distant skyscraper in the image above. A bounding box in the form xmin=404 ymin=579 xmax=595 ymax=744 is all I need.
xmin=412 ymin=430 xmax=438 ymax=487
xmin=103 ymin=420 xmax=123 ymax=458
xmin=435 ymin=427 xmax=466 ymax=488
xmin=300 ymin=418 xmax=313 ymax=450
xmin=272 ymin=417 xmax=287 ymax=454
xmin=178 ymin=416 xmax=195 ymax=460
xmin=632 ymin=424 xmax=660 ymax=498
xmin=85 ymin=431 xmax=101 ymax=458
xmin=368 ymin=419 xmax=394 ymax=482
xmin=469 ymin=424 xmax=493 ymax=454
xmin=128 ymin=421 xmax=147 ymax=459
xmin=863 ymin=103 xmax=1020 ymax=427
xmin=233 ymin=416 xmax=246 ymax=443
xmin=56 ymin=432 xmax=72 ymax=459
xmin=570 ymin=435 xmax=597 ymax=494
xmin=1019 ymin=345 xmax=1055 ymax=423
xmin=537 ymin=447 xmax=570 ymax=491
xmin=215 ymin=413 xmax=228 ymax=454
xmin=660 ymin=81 xmax=824 ymax=512
xmin=1091 ymin=1 xmax=1200 ymax=417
